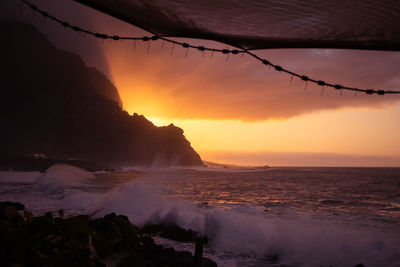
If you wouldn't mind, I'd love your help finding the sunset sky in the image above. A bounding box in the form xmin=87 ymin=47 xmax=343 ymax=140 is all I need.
xmin=3 ymin=0 xmax=400 ymax=166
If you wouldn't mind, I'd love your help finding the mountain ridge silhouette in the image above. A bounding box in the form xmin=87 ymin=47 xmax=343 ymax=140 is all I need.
xmin=0 ymin=21 xmax=202 ymax=167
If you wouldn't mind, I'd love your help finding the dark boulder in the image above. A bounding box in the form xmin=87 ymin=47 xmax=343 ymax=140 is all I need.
xmin=0 ymin=203 xmax=217 ymax=267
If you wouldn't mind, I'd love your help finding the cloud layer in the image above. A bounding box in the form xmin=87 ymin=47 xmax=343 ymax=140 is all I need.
xmin=107 ymin=41 xmax=400 ymax=121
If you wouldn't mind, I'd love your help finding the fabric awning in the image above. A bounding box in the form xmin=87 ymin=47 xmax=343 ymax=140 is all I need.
xmin=74 ymin=0 xmax=400 ymax=51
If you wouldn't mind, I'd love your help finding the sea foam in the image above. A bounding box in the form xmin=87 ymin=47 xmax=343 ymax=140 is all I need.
xmin=35 ymin=164 xmax=95 ymax=198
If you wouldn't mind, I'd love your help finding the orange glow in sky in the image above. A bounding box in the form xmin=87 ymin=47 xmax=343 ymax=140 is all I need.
xmin=98 ymin=37 xmax=400 ymax=166
xmin=146 ymin=105 xmax=400 ymax=157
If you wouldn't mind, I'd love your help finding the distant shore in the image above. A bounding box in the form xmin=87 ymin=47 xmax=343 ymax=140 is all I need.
xmin=0 ymin=154 xmax=114 ymax=173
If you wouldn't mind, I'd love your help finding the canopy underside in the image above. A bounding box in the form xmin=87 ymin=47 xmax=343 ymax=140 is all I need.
xmin=74 ymin=0 xmax=400 ymax=51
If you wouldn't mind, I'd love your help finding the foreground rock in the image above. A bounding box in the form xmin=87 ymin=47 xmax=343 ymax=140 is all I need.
xmin=0 ymin=201 xmax=217 ymax=267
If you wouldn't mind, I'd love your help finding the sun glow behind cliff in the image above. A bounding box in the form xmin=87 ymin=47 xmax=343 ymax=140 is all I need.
xmin=101 ymin=38 xmax=400 ymax=166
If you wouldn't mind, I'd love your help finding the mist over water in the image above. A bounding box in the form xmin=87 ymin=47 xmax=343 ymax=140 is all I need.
xmin=1 ymin=165 xmax=399 ymax=266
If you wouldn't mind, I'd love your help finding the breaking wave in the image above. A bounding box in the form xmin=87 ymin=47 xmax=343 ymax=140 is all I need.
xmin=2 ymin=166 xmax=400 ymax=266
xmin=92 ymin=180 xmax=400 ymax=267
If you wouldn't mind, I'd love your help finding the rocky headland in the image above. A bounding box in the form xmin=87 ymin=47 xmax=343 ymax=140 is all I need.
xmin=0 ymin=21 xmax=202 ymax=169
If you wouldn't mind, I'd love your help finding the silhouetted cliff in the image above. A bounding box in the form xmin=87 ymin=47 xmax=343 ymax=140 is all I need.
xmin=0 ymin=21 xmax=202 ymax=167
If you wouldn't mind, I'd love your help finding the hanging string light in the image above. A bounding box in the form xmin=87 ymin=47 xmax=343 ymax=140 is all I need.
xmin=18 ymin=0 xmax=400 ymax=96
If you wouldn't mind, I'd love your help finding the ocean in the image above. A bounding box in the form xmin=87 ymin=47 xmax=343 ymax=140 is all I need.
xmin=1 ymin=165 xmax=399 ymax=266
